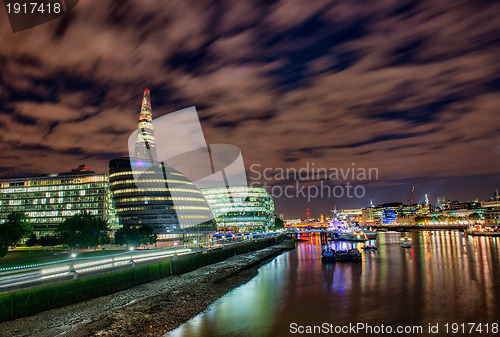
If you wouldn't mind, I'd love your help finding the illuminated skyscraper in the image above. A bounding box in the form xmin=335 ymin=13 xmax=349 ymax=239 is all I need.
xmin=134 ymin=88 xmax=157 ymax=162
xmin=437 ymin=196 xmax=446 ymax=209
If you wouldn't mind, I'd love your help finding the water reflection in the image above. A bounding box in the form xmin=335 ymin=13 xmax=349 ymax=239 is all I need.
xmin=166 ymin=232 xmax=500 ymax=337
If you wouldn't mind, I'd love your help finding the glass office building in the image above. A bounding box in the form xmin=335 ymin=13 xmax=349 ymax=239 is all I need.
xmin=109 ymin=157 xmax=217 ymax=237
xmin=201 ymin=186 xmax=275 ymax=231
xmin=0 ymin=167 xmax=119 ymax=236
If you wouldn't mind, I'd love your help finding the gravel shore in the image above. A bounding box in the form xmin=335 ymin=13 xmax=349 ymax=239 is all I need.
xmin=0 ymin=240 xmax=295 ymax=337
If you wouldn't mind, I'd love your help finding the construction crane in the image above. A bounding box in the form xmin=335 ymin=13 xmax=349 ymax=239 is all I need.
xmin=407 ymin=182 xmax=415 ymax=205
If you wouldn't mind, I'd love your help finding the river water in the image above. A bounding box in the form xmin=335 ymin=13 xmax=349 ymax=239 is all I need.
xmin=166 ymin=232 xmax=500 ymax=336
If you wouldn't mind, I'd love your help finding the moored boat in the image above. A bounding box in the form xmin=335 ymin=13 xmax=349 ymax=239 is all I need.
xmin=465 ymin=225 xmax=500 ymax=237
xmin=400 ymin=237 xmax=412 ymax=248
xmin=364 ymin=231 xmax=378 ymax=240
xmin=321 ymin=248 xmax=362 ymax=262
xmin=468 ymin=231 xmax=500 ymax=237
xmin=330 ymin=230 xmax=367 ymax=242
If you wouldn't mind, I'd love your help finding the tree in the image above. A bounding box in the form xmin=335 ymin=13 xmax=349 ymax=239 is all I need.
xmin=38 ymin=235 xmax=59 ymax=251
xmin=26 ymin=234 xmax=38 ymax=253
xmin=57 ymin=211 xmax=110 ymax=251
xmin=468 ymin=213 xmax=480 ymax=221
xmin=0 ymin=239 xmax=7 ymax=258
xmin=4 ymin=212 xmax=33 ymax=245
xmin=114 ymin=224 xmax=157 ymax=248
xmin=415 ymin=216 xmax=431 ymax=224
xmin=272 ymin=217 xmax=284 ymax=231
xmin=0 ymin=212 xmax=33 ymax=257
xmin=437 ymin=215 xmax=447 ymax=223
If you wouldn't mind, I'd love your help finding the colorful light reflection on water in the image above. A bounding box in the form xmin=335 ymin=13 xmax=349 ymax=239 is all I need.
xmin=166 ymin=232 xmax=500 ymax=337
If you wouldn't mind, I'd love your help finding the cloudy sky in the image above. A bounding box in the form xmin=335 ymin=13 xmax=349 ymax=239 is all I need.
xmin=1 ymin=0 xmax=499 ymax=217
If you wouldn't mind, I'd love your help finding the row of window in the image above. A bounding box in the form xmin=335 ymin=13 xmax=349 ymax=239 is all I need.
xmin=210 ymin=203 xmax=273 ymax=210
xmin=23 ymin=209 xmax=104 ymax=218
xmin=1 ymin=189 xmax=105 ymax=198
xmin=211 ymin=205 xmax=273 ymax=212
xmin=205 ymin=197 xmax=271 ymax=203
xmin=1 ymin=196 xmax=105 ymax=206
xmin=116 ymin=206 xmax=150 ymax=212
xmin=112 ymin=188 xmax=203 ymax=195
xmin=116 ymin=196 xmax=206 ymax=203
xmin=172 ymin=205 xmax=211 ymax=211
xmin=204 ymin=192 xmax=271 ymax=199
xmin=0 ymin=175 xmax=106 ymax=188
xmin=119 ymin=215 xmax=176 ymax=221
xmin=1 ymin=184 xmax=106 ymax=194
xmin=179 ymin=215 xmax=212 ymax=219
xmin=0 ymin=203 xmax=104 ymax=212
xmin=110 ymin=179 xmax=193 ymax=186
xmin=117 ymin=205 xmax=211 ymax=213
xmin=109 ymin=171 xmax=185 ymax=178
xmin=216 ymin=219 xmax=272 ymax=224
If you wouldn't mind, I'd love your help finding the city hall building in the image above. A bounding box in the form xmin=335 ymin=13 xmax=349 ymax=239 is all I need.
xmin=0 ymin=165 xmax=119 ymax=236
xmin=109 ymin=157 xmax=216 ymax=237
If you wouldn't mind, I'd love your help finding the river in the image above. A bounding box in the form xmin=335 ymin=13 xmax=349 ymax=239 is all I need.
xmin=166 ymin=231 xmax=500 ymax=336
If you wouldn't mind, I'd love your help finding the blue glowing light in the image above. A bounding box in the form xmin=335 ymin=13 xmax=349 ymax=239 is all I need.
xmin=133 ymin=160 xmax=146 ymax=168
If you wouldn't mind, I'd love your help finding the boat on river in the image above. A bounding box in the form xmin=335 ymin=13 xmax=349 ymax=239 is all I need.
xmin=330 ymin=229 xmax=367 ymax=242
xmin=365 ymin=231 xmax=378 ymax=240
xmin=465 ymin=225 xmax=500 ymax=237
xmin=321 ymin=248 xmax=362 ymax=262
xmin=400 ymin=237 xmax=412 ymax=248
xmin=362 ymin=245 xmax=377 ymax=252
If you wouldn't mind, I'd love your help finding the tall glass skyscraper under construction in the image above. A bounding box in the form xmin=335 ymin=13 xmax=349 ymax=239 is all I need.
xmin=133 ymin=88 xmax=157 ymax=162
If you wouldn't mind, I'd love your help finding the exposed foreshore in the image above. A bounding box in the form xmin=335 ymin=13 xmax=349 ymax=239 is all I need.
xmin=0 ymin=240 xmax=295 ymax=337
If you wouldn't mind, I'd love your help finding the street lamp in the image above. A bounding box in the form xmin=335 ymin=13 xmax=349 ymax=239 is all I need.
xmin=174 ymin=242 xmax=177 ymax=255
xmin=129 ymin=246 xmax=135 ymax=267
xmin=70 ymin=252 xmax=77 ymax=279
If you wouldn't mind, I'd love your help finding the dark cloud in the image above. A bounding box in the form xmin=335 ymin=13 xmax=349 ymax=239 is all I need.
xmin=0 ymin=0 xmax=499 ymax=216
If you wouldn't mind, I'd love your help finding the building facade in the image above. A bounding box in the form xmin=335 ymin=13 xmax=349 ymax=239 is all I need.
xmin=201 ymin=186 xmax=274 ymax=231
xmin=0 ymin=166 xmax=119 ymax=236
xmin=109 ymin=157 xmax=216 ymax=237
xmin=481 ymin=191 xmax=500 ymax=224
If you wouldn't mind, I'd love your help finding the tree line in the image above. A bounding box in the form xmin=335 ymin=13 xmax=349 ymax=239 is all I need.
xmin=0 ymin=211 xmax=156 ymax=257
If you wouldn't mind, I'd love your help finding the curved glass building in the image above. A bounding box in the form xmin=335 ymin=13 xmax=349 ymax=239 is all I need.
xmin=109 ymin=157 xmax=216 ymax=236
xmin=201 ymin=186 xmax=274 ymax=231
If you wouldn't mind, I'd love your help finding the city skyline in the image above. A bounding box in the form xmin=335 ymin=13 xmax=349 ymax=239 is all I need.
xmin=1 ymin=1 xmax=499 ymax=217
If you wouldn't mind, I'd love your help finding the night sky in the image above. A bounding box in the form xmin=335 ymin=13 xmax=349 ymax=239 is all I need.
xmin=1 ymin=0 xmax=499 ymax=218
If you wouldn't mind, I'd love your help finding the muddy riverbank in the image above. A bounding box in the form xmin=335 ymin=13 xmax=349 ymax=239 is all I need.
xmin=0 ymin=240 xmax=295 ymax=337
